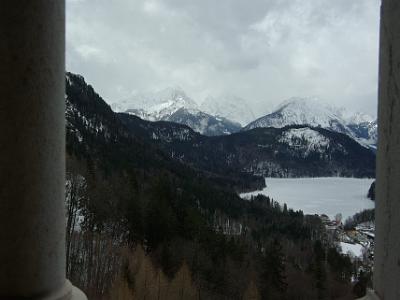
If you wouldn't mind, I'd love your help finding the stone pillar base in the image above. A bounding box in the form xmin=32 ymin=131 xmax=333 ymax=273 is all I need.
xmin=33 ymin=281 xmax=87 ymax=300
xmin=357 ymin=289 xmax=380 ymax=300
xmin=71 ymin=285 xmax=87 ymax=300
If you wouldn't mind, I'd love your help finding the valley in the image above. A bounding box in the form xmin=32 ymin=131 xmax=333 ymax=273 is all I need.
xmin=64 ymin=72 xmax=377 ymax=299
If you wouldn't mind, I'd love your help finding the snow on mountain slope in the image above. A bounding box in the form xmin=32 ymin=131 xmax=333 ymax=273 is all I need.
xmin=200 ymin=95 xmax=256 ymax=126
xmin=245 ymin=97 xmax=348 ymax=131
xmin=345 ymin=112 xmax=375 ymax=125
xmin=279 ymin=127 xmax=331 ymax=156
xmin=111 ymin=87 xmax=241 ymax=136
xmin=244 ymin=97 xmax=377 ymax=150
xmin=113 ymin=87 xmax=197 ymax=120
xmin=347 ymin=119 xmax=378 ymax=150
xmin=167 ymin=108 xmax=241 ymax=136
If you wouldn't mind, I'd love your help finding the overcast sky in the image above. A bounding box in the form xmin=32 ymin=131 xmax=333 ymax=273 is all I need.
xmin=66 ymin=0 xmax=381 ymax=116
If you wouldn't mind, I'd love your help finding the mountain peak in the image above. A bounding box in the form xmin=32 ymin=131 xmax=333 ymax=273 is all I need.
xmin=246 ymin=97 xmax=344 ymax=131
xmin=275 ymin=97 xmax=342 ymax=117
xmin=110 ymin=86 xmax=198 ymax=116
xmin=156 ymin=86 xmax=196 ymax=105
xmin=111 ymin=87 xmax=242 ymax=136
xmin=244 ymin=97 xmax=377 ymax=150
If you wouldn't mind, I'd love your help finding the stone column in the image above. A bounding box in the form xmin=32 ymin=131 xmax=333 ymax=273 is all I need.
xmin=0 ymin=1 xmax=86 ymax=299
xmin=374 ymin=0 xmax=400 ymax=299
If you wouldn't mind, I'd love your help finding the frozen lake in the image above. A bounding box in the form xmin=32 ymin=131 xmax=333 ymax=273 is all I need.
xmin=241 ymin=177 xmax=375 ymax=221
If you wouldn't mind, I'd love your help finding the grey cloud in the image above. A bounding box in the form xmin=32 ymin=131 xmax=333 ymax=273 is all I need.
xmin=66 ymin=0 xmax=381 ymax=116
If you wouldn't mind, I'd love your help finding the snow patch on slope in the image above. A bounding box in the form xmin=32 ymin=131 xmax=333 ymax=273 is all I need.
xmin=279 ymin=128 xmax=330 ymax=156
xmin=340 ymin=242 xmax=364 ymax=258
xmin=120 ymin=87 xmax=198 ymax=121
xmin=112 ymin=86 xmax=197 ymax=114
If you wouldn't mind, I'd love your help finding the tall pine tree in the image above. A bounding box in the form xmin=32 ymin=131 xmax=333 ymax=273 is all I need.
xmin=261 ymin=239 xmax=287 ymax=299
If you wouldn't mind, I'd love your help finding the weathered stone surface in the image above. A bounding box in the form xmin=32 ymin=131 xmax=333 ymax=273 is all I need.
xmin=374 ymin=0 xmax=400 ymax=299
xmin=0 ymin=1 xmax=85 ymax=299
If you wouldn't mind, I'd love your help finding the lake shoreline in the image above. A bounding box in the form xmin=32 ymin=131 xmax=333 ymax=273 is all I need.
xmin=240 ymin=177 xmax=375 ymax=220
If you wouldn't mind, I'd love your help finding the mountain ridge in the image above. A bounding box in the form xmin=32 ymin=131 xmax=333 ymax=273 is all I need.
xmin=111 ymin=87 xmax=242 ymax=136
xmin=244 ymin=97 xmax=377 ymax=150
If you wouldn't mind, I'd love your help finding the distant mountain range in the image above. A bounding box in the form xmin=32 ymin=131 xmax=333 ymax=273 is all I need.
xmin=111 ymin=90 xmax=377 ymax=151
xmin=68 ymin=73 xmax=375 ymax=181
xmin=110 ymin=88 xmax=242 ymax=136
xmin=244 ymin=97 xmax=377 ymax=150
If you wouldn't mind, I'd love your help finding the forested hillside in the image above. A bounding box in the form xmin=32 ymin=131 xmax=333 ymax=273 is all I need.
xmin=65 ymin=72 xmax=362 ymax=299
xmin=119 ymin=114 xmax=375 ymax=179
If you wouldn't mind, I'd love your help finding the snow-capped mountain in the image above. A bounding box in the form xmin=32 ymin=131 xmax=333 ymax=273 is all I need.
xmin=200 ymin=95 xmax=256 ymax=126
xmin=111 ymin=87 xmax=198 ymax=120
xmin=244 ymin=97 xmax=348 ymax=132
xmin=111 ymin=87 xmax=241 ymax=136
xmin=166 ymin=108 xmax=241 ymax=136
xmin=244 ymin=97 xmax=377 ymax=150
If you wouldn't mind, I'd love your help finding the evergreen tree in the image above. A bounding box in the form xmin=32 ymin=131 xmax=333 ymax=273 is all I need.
xmin=261 ymin=239 xmax=287 ymax=298
xmin=313 ymin=241 xmax=327 ymax=300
